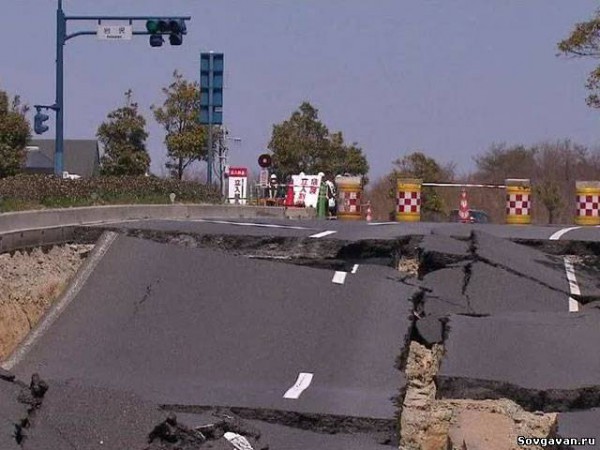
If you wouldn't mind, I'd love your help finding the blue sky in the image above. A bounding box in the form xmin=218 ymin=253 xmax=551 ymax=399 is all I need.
xmin=1 ymin=0 xmax=599 ymax=181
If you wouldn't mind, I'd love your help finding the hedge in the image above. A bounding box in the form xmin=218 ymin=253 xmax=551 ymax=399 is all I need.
xmin=0 ymin=174 xmax=221 ymax=210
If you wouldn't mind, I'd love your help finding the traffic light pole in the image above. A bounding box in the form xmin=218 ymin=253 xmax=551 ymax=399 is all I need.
xmin=50 ymin=0 xmax=190 ymax=176
xmin=56 ymin=0 xmax=65 ymax=177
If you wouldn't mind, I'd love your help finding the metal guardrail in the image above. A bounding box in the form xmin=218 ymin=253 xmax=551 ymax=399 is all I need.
xmin=422 ymin=182 xmax=506 ymax=189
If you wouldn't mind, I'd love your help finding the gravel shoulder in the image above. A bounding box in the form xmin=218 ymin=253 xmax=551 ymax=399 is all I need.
xmin=0 ymin=244 xmax=94 ymax=361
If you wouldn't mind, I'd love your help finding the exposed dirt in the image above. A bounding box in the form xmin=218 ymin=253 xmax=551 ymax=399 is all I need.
xmin=0 ymin=244 xmax=94 ymax=360
xmin=398 ymin=257 xmax=419 ymax=276
xmin=399 ymin=341 xmax=557 ymax=450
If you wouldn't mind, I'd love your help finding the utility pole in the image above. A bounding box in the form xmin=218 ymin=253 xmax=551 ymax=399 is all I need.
xmin=39 ymin=0 xmax=191 ymax=176
xmin=216 ymin=129 xmax=241 ymax=197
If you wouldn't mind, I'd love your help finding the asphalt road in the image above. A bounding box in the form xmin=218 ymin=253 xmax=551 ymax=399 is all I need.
xmin=437 ymin=311 xmax=600 ymax=411
xmin=99 ymin=217 xmax=600 ymax=242
xmin=4 ymin=215 xmax=600 ymax=448
xmin=557 ymin=408 xmax=600 ymax=448
xmin=11 ymin=234 xmax=413 ymax=447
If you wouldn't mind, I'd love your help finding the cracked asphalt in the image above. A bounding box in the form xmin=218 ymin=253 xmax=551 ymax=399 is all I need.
xmin=1 ymin=217 xmax=600 ymax=448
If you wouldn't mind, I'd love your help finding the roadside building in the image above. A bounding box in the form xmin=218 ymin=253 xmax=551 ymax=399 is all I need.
xmin=24 ymin=139 xmax=100 ymax=177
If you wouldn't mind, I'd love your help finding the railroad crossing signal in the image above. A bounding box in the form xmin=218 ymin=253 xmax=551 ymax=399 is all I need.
xmin=258 ymin=153 xmax=272 ymax=168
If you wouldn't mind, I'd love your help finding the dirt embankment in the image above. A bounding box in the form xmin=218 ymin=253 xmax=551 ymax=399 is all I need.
xmin=400 ymin=342 xmax=557 ymax=450
xmin=0 ymin=244 xmax=94 ymax=360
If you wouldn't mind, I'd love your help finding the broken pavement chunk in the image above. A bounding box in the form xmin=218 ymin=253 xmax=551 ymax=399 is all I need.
xmin=437 ymin=311 xmax=600 ymax=412
xmin=473 ymin=231 xmax=569 ymax=294
xmin=556 ymin=408 xmax=600 ymax=449
xmin=465 ymin=262 xmax=569 ymax=314
xmin=414 ymin=315 xmax=446 ymax=346
xmin=0 ymin=367 xmax=15 ymax=382
xmin=418 ymin=234 xmax=471 ymax=276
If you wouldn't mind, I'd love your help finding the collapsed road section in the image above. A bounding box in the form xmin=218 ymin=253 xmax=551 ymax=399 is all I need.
xmin=1 ymin=224 xmax=600 ymax=448
xmin=3 ymin=231 xmax=417 ymax=449
xmin=402 ymin=230 xmax=600 ymax=449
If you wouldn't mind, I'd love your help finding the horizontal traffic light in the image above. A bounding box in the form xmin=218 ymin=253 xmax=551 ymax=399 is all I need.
xmin=146 ymin=18 xmax=187 ymax=47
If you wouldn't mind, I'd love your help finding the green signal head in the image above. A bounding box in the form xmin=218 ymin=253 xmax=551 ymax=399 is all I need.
xmin=146 ymin=20 xmax=159 ymax=33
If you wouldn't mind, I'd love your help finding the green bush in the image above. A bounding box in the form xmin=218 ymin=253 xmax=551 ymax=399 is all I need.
xmin=0 ymin=174 xmax=221 ymax=211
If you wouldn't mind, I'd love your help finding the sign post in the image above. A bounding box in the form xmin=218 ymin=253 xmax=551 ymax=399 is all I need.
xmin=227 ymin=167 xmax=248 ymax=205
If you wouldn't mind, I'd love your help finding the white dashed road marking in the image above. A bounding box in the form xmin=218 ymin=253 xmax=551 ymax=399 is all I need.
xmin=367 ymin=222 xmax=398 ymax=226
xmin=351 ymin=264 xmax=359 ymax=274
xmin=563 ymin=257 xmax=581 ymax=313
xmin=310 ymin=230 xmax=337 ymax=238
xmin=332 ymin=271 xmax=347 ymax=284
xmin=283 ymin=372 xmax=314 ymax=399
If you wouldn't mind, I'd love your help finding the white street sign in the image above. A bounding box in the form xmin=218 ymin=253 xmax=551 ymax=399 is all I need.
xmin=97 ymin=25 xmax=133 ymax=41
xmin=259 ymin=168 xmax=269 ymax=187
xmin=228 ymin=167 xmax=248 ymax=205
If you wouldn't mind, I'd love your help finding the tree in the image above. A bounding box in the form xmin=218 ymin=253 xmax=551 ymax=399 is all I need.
xmin=388 ymin=151 xmax=454 ymax=213
xmin=469 ymin=139 xmax=600 ymax=224
xmin=0 ymin=88 xmax=30 ymax=178
xmin=97 ymin=90 xmax=150 ymax=176
xmin=389 ymin=151 xmax=454 ymax=214
xmin=473 ymin=143 xmax=537 ymax=183
xmin=392 ymin=151 xmax=455 ymax=182
xmin=267 ymin=102 xmax=369 ymax=178
xmin=558 ymin=10 xmax=600 ymax=107
xmin=152 ymin=71 xmax=205 ymax=180
xmin=534 ymin=180 xmax=563 ymax=224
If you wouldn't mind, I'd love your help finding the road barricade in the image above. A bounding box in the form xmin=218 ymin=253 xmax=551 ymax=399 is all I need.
xmin=396 ymin=178 xmax=422 ymax=222
xmin=575 ymin=181 xmax=600 ymax=226
xmin=336 ymin=176 xmax=363 ymax=220
xmin=505 ymin=179 xmax=531 ymax=225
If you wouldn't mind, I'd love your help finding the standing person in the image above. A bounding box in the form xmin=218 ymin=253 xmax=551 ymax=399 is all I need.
xmin=325 ymin=175 xmax=337 ymax=219
xmin=269 ymin=174 xmax=278 ymax=199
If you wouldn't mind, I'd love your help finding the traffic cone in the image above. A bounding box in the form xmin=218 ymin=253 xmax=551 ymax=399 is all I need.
xmin=458 ymin=188 xmax=470 ymax=223
xmin=284 ymin=179 xmax=295 ymax=207
xmin=366 ymin=202 xmax=372 ymax=222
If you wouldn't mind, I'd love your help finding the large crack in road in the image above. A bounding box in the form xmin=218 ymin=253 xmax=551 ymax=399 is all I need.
xmin=1 ymin=225 xmax=600 ymax=449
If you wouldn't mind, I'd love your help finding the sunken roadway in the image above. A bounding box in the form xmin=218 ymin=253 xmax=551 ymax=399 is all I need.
xmin=2 ymin=216 xmax=600 ymax=449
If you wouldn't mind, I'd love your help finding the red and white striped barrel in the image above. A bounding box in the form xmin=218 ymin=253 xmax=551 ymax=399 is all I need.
xmin=336 ymin=176 xmax=363 ymax=220
xmin=396 ymin=179 xmax=422 ymax=222
xmin=505 ymin=179 xmax=531 ymax=225
xmin=575 ymin=181 xmax=600 ymax=226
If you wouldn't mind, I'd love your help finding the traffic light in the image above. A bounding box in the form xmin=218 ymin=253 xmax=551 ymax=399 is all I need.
xmin=34 ymin=109 xmax=49 ymax=135
xmin=146 ymin=18 xmax=187 ymax=47
xmin=149 ymin=34 xmax=164 ymax=47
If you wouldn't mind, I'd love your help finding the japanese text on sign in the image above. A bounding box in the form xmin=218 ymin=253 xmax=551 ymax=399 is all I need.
xmin=97 ymin=25 xmax=133 ymax=40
